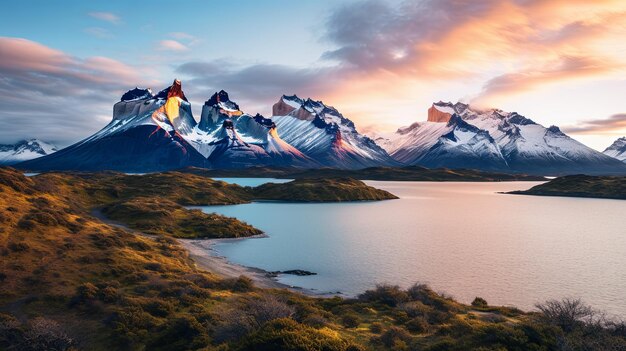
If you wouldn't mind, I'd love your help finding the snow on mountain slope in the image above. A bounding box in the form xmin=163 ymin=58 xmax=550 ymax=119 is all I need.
xmin=603 ymin=137 xmax=626 ymax=162
xmin=0 ymin=139 xmax=58 ymax=165
xmin=186 ymin=91 xmax=315 ymax=168
xmin=17 ymin=86 xmax=207 ymax=172
xmin=388 ymin=116 xmax=507 ymax=171
xmin=271 ymin=95 xmax=398 ymax=169
xmin=386 ymin=102 xmax=626 ymax=175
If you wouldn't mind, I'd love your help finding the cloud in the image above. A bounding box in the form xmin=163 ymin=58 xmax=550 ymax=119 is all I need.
xmin=168 ymin=32 xmax=195 ymax=40
xmin=88 ymin=12 xmax=121 ymax=25
xmin=473 ymin=55 xmax=624 ymax=106
xmin=0 ymin=37 xmax=153 ymax=145
xmin=84 ymin=27 xmax=113 ymax=39
xmin=564 ymin=114 xmax=626 ymax=134
xmin=157 ymin=40 xmax=189 ymax=52
xmin=321 ymin=0 xmax=626 ymax=95
xmin=175 ymin=61 xmax=339 ymax=116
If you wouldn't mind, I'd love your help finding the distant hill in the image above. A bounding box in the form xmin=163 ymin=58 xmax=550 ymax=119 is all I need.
xmin=508 ymin=175 xmax=626 ymax=200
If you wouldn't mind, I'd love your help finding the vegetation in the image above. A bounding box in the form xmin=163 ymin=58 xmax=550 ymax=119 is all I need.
xmin=1 ymin=167 xmax=625 ymax=350
xmin=509 ymin=174 xmax=626 ymax=199
xmin=100 ymin=198 xmax=262 ymax=239
xmin=181 ymin=165 xmax=546 ymax=182
xmin=252 ymin=178 xmax=398 ymax=202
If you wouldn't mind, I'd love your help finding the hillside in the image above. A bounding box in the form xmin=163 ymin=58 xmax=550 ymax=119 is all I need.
xmin=509 ymin=175 xmax=626 ymax=200
xmin=1 ymin=167 xmax=624 ymax=350
xmin=252 ymin=178 xmax=398 ymax=202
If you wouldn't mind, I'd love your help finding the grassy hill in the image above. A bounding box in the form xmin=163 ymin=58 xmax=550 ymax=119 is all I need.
xmin=251 ymin=178 xmax=398 ymax=202
xmin=509 ymin=175 xmax=626 ymax=200
xmin=1 ymin=167 xmax=624 ymax=350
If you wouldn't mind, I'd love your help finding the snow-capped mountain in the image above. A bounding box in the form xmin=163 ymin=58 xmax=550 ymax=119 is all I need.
xmin=0 ymin=139 xmax=58 ymax=165
xmin=183 ymin=90 xmax=315 ymax=168
xmin=271 ymin=95 xmax=398 ymax=168
xmin=603 ymin=137 xmax=626 ymax=162
xmin=17 ymin=86 xmax=316 ymax=171
xmin=18 ymin=86 xmax=207 ymax=172
xmin=385 ymin=102 xmax=626 ymax=175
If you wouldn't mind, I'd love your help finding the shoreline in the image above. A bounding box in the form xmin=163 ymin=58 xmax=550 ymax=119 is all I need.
xmin=178 ymin=235 xmax=341 ymax=298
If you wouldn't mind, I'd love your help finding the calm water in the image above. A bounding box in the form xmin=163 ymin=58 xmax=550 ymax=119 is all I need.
xmin=198 ymin=181 xmax=626 ymax=316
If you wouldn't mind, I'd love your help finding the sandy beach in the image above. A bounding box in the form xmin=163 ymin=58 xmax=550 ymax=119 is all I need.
xmin=178 ymin=236 xmax=338 ymax=297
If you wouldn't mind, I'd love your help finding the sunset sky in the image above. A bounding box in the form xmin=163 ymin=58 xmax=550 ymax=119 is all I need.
xmin=1 ymin=0 xmax=625 ymax=150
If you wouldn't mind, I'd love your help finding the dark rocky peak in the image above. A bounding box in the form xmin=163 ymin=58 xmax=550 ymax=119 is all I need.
xmin=282 ymin=94 xmax=304 ymax=105
xmin=121 ymin=87 xmax=153 ymax=101
xmin=222 ymin=119 xmax=234 ymax=130
xmin=546 ymin=125 xmax=565 ymax=136
xmin=205 ymin=90 xmax=238 ymax=108
xmin=253 ymin=114 xmax=276 ymax=129
xmin=396 ymin=122 xmax=421 ymax=135
xmin=154 ymin=85 xmax=189 ymax=102
xmin=507 ymin=112 xmax=536 ymax=126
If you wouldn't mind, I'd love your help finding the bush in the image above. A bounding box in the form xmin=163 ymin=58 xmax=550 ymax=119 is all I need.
xmin=359 ymin=284 xmax=409 ymax=307
xmin=341 ymin=313 xmax=360 ymax=328
xmin=535 ymin=298 xmax=595 ymax=332
xmin=400 ymin=301 xmax=433 ymax=318
xmin=302 ymin=314 xmax=328 ymax=328
xmin=369 ymin=322 xmax=383 ymax=334
xmin=20 ymin=317 xmax=75 ymax=350
xmin=379 ymin=326 xmax=411 ymax=348
xmin=406 ymin=317 xmax=429 ymax=334
xmin=214 ymin=294 xmax=296 ymax=342
xmin=472 ymin=297 xmax=488 ymax=308
xmin=76 ymin=282 xmax=99 ymax=301
xmin=220 ymin=275 xmax=254 ymax=292
xmin=238 ymin=318 xmax=356 ymax=351
xmin=146 ymin=316 xmax=208 ymax=351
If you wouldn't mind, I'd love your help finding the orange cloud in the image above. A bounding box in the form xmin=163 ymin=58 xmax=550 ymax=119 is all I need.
xmin=564 ymin=114 xmax=626 ymax=135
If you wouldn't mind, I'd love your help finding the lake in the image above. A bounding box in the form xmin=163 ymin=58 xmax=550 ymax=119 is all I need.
xmin=197 ymin=180 xmax=626 ymax=316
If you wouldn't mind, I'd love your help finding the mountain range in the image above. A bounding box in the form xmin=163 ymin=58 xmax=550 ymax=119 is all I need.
xmin=0 ymin=139 xmax=57 ymax=165
xmin=13 ymin=84 xmax=626 ymax=175
xmin=376 ymin=102 xmax=626 ymax=175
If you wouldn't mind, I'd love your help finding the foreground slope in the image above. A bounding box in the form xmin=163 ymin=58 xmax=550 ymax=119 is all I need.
xmin=1 ymin=167 xmax=624 ymax=350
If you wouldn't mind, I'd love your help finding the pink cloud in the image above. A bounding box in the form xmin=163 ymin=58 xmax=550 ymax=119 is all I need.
xmin=157 ymin=40 xmax=189 ymax=52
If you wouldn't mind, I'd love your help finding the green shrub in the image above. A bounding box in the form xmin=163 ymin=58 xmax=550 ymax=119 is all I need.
xmin=472 ymin=297 xmax=488 ymax=308
xmin=146 ymin=316 xmax=209 ymax=351
xmin=359 ymin=284 xmax=409 ymax=307
xmin=379 ymin=326 xmax=411 ymax=348
xmin=406 ymin=317 xmax=429 ymax=334
xmin=238 ymin=318 xmax=355 ymax=351
xmin=341 ymin=313 xmax=360 ymax=328
xmin=369 ymin=322 xmax=383 ymax=334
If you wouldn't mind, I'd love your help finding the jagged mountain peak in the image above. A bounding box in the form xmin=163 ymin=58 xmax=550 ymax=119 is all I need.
xmin=121 ymin=87 xmax=153 ymax=101
xmin=384 ymin=101 xmax=626 ymax=175
xmin=603 ymin=136 xmax=626 ymax=162
xmin=205 ymin=90 xmax=239 ymax=109
xmin=0 ymin=139 xmax=59 ymax=165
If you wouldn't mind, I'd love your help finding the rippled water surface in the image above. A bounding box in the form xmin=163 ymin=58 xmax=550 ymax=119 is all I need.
xmin=198 ymin=180 xmax=626 ymax=315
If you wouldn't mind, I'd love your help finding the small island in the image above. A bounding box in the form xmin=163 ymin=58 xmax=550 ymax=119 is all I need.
xmin=509 ymin=174 xmax=626 ymax=200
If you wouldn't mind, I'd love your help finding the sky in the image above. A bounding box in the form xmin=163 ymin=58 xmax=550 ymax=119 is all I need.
xmin=0 ymin=0 xmax=625 ymax=151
